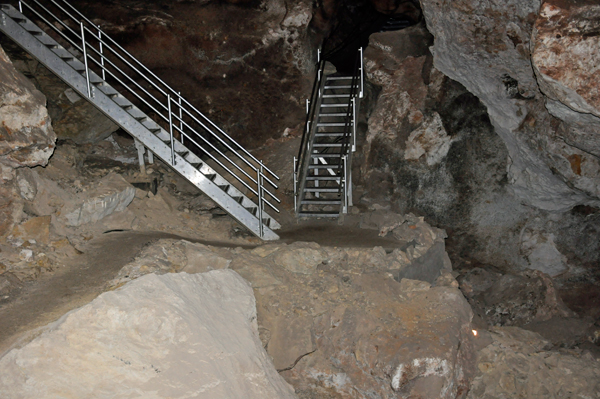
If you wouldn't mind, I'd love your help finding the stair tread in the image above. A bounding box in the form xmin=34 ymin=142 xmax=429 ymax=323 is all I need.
xmin=298 ymin=212 xmax=340 ymax=218
xmin=301 ymin=199 xmax=342 ymax=204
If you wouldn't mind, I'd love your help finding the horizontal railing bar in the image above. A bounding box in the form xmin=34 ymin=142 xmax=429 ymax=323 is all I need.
xmin=176 ymin=127 xmax=279 ymax=212
xmin=176 ymin=104 xmax=279 ymax=190
xmin=19 ymin=0 xmax=83 ymax=53
xmin=170 ymin=111 xmax=279 ymax=196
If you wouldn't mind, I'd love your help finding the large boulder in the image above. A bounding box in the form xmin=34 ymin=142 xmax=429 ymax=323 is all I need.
xmin=0 ymin=45 xmax=55 ymax=237
xmin=0 ymin=270 xmax=297 ymax=399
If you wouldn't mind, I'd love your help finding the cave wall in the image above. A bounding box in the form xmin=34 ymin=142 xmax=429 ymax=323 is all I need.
xmin=359 ymin=2 xmax=600 ymax=277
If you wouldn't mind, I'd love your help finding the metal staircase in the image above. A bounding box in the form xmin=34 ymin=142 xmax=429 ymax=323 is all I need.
xmin=0 ymin=0 xmax=281 ymax=240
xmin=293 ymin=50 xmax=362 ymax=218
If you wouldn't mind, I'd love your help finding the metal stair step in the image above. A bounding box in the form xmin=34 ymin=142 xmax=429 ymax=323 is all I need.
xmin=308 ymin=164 xmax=341 ymax=169
xmin=305 ymin=176 xmax=341 ymax=181
xmin=313 ymin=143 xmax=343 ymax=147
xmin=301 ymin=199 xmax=342 ymax=205
xmin=322 ymin=94 xmax=351 ymax=98
xmin=326 ymin=76 xmax=353 ymax=81
xmin=319 ymin=113 xmax=350 ymax=117
xmin=317 ymin=123 xmax=352 ymax=127
xmin=320 ymin=104 xmax=348 ymax=108
xmin=310 ymin=153 xmax=342 ymax=158
xmin=298 ymin=212 xmax=340 ymax=218
xmin=304 ymin=188 xmax=340 ymax=193
xmin=324 ymin=85 xmax=355 ymax=89
xmin=315 ymin=133 xmax=346 ymax=137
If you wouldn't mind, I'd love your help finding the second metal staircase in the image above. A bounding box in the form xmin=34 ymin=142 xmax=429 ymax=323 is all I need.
xmin=0 ymin=0 xmax=281 ymax=240
xmin=294 ymin=50 xmax=363 ymax=218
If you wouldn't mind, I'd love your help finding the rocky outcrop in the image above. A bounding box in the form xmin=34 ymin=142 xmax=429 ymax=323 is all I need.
xmin=102 ymin=214 xmax=476 ymax=399
xmin=0 ymin=45 xmax=56 ymax=237
xmin=0 ymin=271 xmax=297 ymax=399
xmin=419 ymin=0 xmax=600 ymax=211
xmin=467 ymin=327 xmax=600 ymax=398
xmin=532 ymin=1 xmax=600 ymax=118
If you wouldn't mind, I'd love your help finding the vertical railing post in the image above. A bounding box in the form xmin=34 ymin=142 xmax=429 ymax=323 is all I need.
xmin=293 ymin=156 xmax=297 ymax=212
xmin=317 ymin=48 xmax=321 ymax=63
xmin=359 ymin=47 xmax=364 ymax=99
xmin=306 ymin=99 xmax=309 ymax=114
xmin=342 ymin=155 xmax=348 ymax=214
xmin=178 ymin=92 xmax=183 ymax=145
xmin=168 ymin=94 xmax=175 ymax=165
xmin=18 ymin=1 xmax=22 ymax=13
xmin=98 ymin=28 xmax=105 ymax=81
xmin=257 ymin=163 xmax=264 ymax=238
xmin=80 ymin=22 xmax=92 ymax=98
xmin=352 ymin=97 xmax=357 ymax=152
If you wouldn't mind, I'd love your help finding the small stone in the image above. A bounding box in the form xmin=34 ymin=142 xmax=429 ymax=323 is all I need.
xmin=19 ymin=249 xmax=33 ymax=262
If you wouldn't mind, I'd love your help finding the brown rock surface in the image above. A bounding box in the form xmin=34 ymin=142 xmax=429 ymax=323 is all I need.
xmin=532 ymin=0 xmax=600 ymax=117
xmin=0 ymin=44 xmax=55 ymax=237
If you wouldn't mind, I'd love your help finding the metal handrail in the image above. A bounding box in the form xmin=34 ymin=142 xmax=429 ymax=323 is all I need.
xmin=15 ymin=0 xmax=280 ymax=220
xmin=39 ymin=0 xmax=279 ymax=183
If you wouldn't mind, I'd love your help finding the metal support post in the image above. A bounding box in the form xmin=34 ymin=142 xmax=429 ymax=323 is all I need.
xmin=306 ymin=99 xmax=309 ymax=114
xmin=257 ymin=163 xmax=264 ymax=238
xmin=168 ymin=94 xmax=175 ymax=166
xmin=293 ymin=156 xmax=297 ymax=212
xmin=317 ymin=48 xmax=321 ymax=63
xmin=342 ymin=155 xmax=348 ymax=214
xmin=352 ymin=98 xmax=357 ymax=152
xmin=359 ymin=47 xmax=364 ymax=99
xmin=98 ymin=28 xmax=105 ymax=81
xmin=81 ymin=22 xmax=92 ymax=98
xmin=134 ymin=139 xmax=146 ymax=174
xmin=18 ymin=1 xmax=22 ymax=13
xmin=178 ymin=92 xmax=183 ymax=145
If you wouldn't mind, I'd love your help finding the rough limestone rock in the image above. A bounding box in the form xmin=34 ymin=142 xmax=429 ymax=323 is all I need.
xmin=0 ymin=45 xmax=56 ymax=237
xmin=458 ymin=268 xmax=575 ymax=327
xmin=104 ymin=215 xmax=470 ymax=398
xmin=62 ymin=173 xmax=135 ymax=227
xmin=420 ymin=0 xmax=600 ymax=211
xmin=0 ymin=46 xmax=55 ymax=169
xmin=10 ymin=59 xmax=119 ymax=144
xmin=531 ymin=1 xmax=600 ymax=118
xmin=0 ymin=271 xmax=297 ymax=399
xmin=467 ymin=327 xmax=600 ymax=398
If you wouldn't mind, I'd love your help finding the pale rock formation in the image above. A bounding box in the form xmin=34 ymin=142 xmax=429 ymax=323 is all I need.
xmin=0 ymin=271 xmax=297 ymax=399
xmin=10 ymin=59 xmax=119 ymax=144
xmin=0 ymin=45 xmax=56 ymax=237
xmin=62 ymin=173 xmax=135 ymax=227
xmin=419 ymin=0 xmax=600 ymax=211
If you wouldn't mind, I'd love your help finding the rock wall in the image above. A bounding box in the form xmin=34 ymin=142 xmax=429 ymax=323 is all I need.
xmin=0 ymin=45 xmax=56 ymax=237
xmin=419 ymin=0 xmax=600 ymax=212
xmin=0 ymin=270 xmax=297 ymax=398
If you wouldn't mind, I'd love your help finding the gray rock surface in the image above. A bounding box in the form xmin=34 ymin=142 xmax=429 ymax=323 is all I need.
xmin=62 ymin=173 xmax=135 ymax=227
xmin=467 ymin=327 xmax=600 ymax=398
xmin=0 ymin=270 xmax=297 ymax=399
xmin=419 ymin=0 xmax=600 ymax=211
